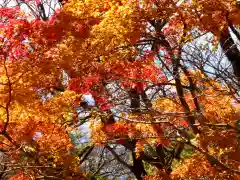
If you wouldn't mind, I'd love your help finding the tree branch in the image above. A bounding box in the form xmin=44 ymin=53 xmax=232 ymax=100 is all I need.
xmin=105 ymin=145 xmax=132 ymax=169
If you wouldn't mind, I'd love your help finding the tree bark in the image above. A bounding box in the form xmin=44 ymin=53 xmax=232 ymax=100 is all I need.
xmin=131 ymin=151 xmax=147 ymax=180
xmin=220 ymin=25 xmax=240 ymax=82
xmin=128 ymin=90 xmax=147 ymax=179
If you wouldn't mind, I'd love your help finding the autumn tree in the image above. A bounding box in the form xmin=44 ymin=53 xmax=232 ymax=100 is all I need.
xmin=1 ymin=0 xmax=240 ymax=179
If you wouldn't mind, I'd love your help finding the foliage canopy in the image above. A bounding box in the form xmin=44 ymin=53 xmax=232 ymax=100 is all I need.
xmin=1 ymin=0 xmax=240 ymax=179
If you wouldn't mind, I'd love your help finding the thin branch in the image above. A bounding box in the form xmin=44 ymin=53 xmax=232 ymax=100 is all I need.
xmin=186 ymin=141 xmax=240 ymax=175
xmin=79 ymin=145 xmax=94 ymax=165
xmin=105 ymin=145 xmax=132 ymax=169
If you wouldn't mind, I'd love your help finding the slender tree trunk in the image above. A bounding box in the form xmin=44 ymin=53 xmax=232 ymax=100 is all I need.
xmin=131 ymin=151 xmax=147 ymax=180
xmin=220 ymin=25 xmax=240 ymax=82
xmin=128 ymin=89 xmax=147 ymax=179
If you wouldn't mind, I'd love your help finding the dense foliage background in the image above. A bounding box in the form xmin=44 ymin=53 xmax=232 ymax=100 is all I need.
xmin=1 ymin=0 xmax=240 ymax=179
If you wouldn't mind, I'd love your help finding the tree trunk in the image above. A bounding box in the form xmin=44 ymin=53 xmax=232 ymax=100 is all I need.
xmin=220 ymin=25 xmax=240 ymax=82
xmin=131 ymin=151 xmax=147 ymax=180
xmin=128 ymin=89 xmax=147 ymax=179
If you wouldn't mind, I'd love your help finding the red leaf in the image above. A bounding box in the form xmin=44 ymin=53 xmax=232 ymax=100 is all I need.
xmin=183 ymin=121 xmax=188 ymax=127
